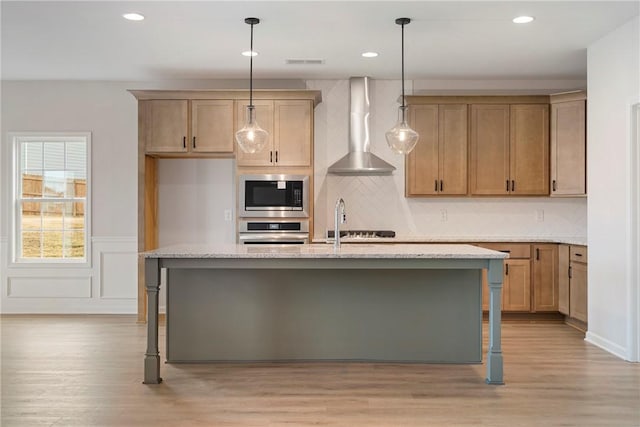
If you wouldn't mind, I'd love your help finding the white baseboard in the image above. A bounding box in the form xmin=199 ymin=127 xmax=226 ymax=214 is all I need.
xmin=585 ymin=331 xmax=629 ymax=361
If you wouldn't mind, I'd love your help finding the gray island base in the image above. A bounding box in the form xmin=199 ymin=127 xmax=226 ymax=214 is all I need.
xmin=143 ymin=244 xmax=506 ymax=385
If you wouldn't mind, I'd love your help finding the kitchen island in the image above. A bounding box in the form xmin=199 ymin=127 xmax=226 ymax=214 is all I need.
xmin=143 ymin=243 xmax=507 ymax=385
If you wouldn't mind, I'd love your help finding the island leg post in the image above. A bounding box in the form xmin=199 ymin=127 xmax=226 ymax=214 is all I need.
xmin=143 ymin=258 xmax=162 ymax=384
xmin=486 ymin=258 xmax=504 ymax=385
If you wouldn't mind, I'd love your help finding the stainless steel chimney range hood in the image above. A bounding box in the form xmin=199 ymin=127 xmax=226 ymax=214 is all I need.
xmin=327 ymin=77 xmax=396 ymax=175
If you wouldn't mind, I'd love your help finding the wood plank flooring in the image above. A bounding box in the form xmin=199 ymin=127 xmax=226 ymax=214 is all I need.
xmin=1 ymin=315 xmax=639 ymax=426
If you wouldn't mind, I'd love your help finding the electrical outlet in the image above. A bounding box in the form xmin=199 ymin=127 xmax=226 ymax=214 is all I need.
xmin=440 ymin=209 xmax=448 ymax=222
xmin=224 ymin=209 xmax=233 ymax=222
xmin=536 ymin=209 xmax=544 ymax=222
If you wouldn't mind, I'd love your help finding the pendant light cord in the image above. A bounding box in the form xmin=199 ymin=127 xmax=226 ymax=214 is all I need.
xmin=249 ymin=21 xmax=254 ymax=108
xmin=401 ymin=20 xmax=405 ymax=113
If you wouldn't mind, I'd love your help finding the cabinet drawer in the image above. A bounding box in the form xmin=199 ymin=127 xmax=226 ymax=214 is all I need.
xmin=475 ymin=243 xmax=531 ymax=259
xmin=570 ymin=245 xmax=588 ymax=263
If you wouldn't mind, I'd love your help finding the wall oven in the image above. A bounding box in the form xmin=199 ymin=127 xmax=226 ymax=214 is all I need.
xmin=239 ymin=174 xmax=309 ymax=218
xmin=238 ymin=220 xmax=309 ymax=244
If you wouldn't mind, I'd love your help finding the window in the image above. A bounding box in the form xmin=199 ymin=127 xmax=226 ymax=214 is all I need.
xmin=12 ymin=133 xmax=90 ymax=263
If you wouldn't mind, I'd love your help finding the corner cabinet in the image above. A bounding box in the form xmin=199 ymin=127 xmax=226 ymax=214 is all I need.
xmin=406 ymin=104 xmax=467 ymax=196
xmin=470 ymin=104 xmax=549 ymax=196
xmin=235 ymin=99 xmax=313 ymax=167
xmin=141 ymin=99 xmax=235 ymax=155
xmin=550 ymin=92 xmax=587 ymax=196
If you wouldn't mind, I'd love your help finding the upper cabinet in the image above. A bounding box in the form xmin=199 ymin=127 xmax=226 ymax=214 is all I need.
xmin=130 ymin=90 xmax=321 ymax=161
xmin=141 ymin=99 xmax=234 ymax=155
xmin=470 ymin=103 xmax=549 ymax=196
xmin=235 ymin=99 xmax=313 ymax=168
xmin=406 ymin=104 xmax=467 ymax=196
xmin=550 ymin=92 xmax=587 ymax=196
xmin=143 ymin=100 xmax=190 ymax=153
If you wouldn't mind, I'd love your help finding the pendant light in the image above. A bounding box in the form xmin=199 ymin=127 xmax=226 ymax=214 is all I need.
xmin=235 ymin=17 xmax=269 ymax=154
xmin=385 ymin=17 xmax=419 ymax=155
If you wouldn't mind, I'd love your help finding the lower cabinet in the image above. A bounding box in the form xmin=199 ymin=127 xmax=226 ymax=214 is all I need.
xmin=532 ymin=244 xmax=559 ymax=312
xmin=479 ymin=243 xmax=530 ymax=311
xmin=559 ymin=244 xmax=588 ymax=323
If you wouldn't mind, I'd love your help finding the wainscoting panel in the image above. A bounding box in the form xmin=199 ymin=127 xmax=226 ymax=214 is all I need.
xmin=7 ymin=277 xmax=91 ymax=298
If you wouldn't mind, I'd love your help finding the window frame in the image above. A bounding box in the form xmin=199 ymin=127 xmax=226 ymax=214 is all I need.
xmin=10 ymin=132 xmax=92 ymax=267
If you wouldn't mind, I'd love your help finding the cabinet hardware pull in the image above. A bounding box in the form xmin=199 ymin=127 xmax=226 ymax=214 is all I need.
xmin=183 ymin=136 xmax=186 ymax=149
xmin=499 ymin=250 xmax=511 ymax=253
xmin=192 ymin=136 xmax=196 ymax=149
xmin=552 ymin=180 xmax=557 ymax=192
xmin=506 ymin=180 xmax=509 ymax=192
xmin=440 ymin=180 xmax=443 ymax=192
xmin=275 ymin=151 xmax=278 ymax=163
xmin=435 ymin=180 xmax=438 ymax=191
xmin=511 ymin=180 xmax=515 ymax=192
xmin=575 ymin=253 xmax=582 ymax=257
xmin=536 ymin=248 xmax=540 ymax=260
xmin=270 ymin=151 xmax=273 ymax=163
xmin=505 ymin=264 xmax=509 ymax=275
xmin=569 ymin=266 xmax=572 ymax=279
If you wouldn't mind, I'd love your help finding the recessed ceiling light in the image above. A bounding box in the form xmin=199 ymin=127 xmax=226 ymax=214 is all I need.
xmin=512 ymin=16 xmax=534 ymax=24
xmin=123 ymin=13 xmax=145 ymax=21
xmin=242 ymin=51 xmax=258 ymax=57
xmin=362 ymin=52 xmax=379 ymax=58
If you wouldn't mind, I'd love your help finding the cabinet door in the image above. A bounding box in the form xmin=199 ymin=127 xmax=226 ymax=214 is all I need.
xmin=558 ymin=244 xmax=570 ymax=315
xmin=406 ymin=105 xmax=439 ymax=195
xmin=274 ymin=100 xmax=312 ymax=167
xmin=570 ymin=262 xmax=588 ymax=323
xmin=439 ymin=104 xmax=468 ymax=195
xmin=503 ymin=259 xmax=531 ymax=311
xmin=235 ymin=100 xmax=275 ymax=166
xmin=145 ymin=100 xmax=188 ymax=153
xmin=551 ymin=100 xmax=586 ymax=196
xmin=532 ymin=244 xmax=558 ymax=312
xmin=470 ymin=105 xmax=510 ymax=195
xmin=191 ymin=100 xmax=234 ymax=153
xmin=509 ymin=104 xmax=549 ymax=195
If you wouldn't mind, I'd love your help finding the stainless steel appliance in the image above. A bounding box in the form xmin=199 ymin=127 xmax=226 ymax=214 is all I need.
xmin=238 ymin=220 xmax=309 ymax=244
xmin=239 ymin=174 xmax=309 ymax=218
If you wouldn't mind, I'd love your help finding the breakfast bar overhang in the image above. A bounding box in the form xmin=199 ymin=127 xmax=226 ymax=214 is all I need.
xmin=143 ymin=244 xmax=507 ymax=385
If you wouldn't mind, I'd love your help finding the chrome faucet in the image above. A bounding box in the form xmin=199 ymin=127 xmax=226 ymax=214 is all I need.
xmin=334 ymin=198 xmax=346 ymax=249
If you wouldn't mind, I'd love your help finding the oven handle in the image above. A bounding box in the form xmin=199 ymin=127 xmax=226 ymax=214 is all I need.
xmin=238 ymin=233 xmax=309 ymax=243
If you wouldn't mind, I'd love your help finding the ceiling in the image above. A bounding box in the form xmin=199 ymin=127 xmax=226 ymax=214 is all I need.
xmin=2 ymin=1 xmax=638 ymax=81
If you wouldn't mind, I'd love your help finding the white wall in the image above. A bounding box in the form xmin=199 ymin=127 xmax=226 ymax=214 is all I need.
xmin=308 ymin=79 xmax=588 ymax=241
xmin=586 ymin=16 xmax=640 ymax=361
xmin=0 ymin=79 xmax=300 ymax=313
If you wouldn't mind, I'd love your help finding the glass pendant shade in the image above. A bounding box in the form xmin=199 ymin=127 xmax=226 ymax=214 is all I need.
xmin=235 ymin=106 xmax=268 ymax=154
xmin=387 ymin=17 xmax=419 ymax=155
xmin=386 ymin=106 xmax=419 ymax=154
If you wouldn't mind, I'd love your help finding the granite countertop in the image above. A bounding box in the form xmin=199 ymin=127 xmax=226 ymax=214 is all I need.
xmin=144 ymin=243 xmax=508 ymax=260
xmin=312 ymin=236 xmax=588 ymax=246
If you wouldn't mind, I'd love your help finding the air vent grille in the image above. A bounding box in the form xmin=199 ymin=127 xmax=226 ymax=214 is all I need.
xmin=285 ymin=59 xmax=325 ymax=65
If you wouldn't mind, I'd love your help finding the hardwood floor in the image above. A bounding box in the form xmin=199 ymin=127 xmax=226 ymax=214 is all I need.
xmin=1 ymin=315 xmax=639 ymax=426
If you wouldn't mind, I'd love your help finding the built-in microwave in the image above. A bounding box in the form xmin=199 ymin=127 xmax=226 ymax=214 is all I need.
xmin=239 ymin=174 xmax=309 ymax=218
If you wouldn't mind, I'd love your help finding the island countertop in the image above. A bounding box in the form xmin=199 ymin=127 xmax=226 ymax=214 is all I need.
xmin=143 ymin=243 xmax=509 ymax=260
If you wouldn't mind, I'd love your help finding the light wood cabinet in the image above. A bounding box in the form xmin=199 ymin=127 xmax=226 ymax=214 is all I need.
xmin=532 ymin=244 xmax=558 ymax=312
xmin=550 ymin=95 xmax=586 ymax=196
xmin=479 ymin=243 xmax=531 ymax=312
xmin=144 ymin=100 xmax=189 ymax=153
xmin=470 ymin=105 xmax=510 ymax=195
xmin=558 ymin=244 xmax=588 ymax=324
xmin=510 ymin=104 xmax=549 ymax=195
xmin=470 ymin=104 xmax=549 ymax=196
xmin=406 ymin=104 xmax=467 ymax=196
xmin=143 ymin=99 xmax=235 ymax=155
xmin=235 ymin=99 xmax=312 ymax=167
xmin=570 ymin=261 xmax=588 ymax=323
xmin=191 ymin=100 xmax=235 ymax=153
xmin=558 ymin=244 xmax=570 ymax=315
